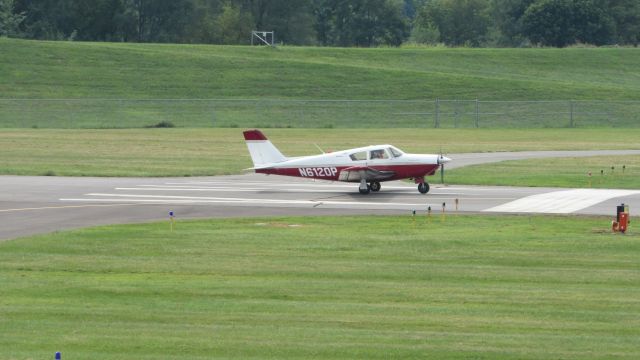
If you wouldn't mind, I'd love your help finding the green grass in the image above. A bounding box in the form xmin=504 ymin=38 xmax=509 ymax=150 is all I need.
xmin=1 ymin=128 xmax=639 ymax=177
xmin=3 ymin=98 xmax=639 ymax=129
xmin=2 ymin=39 xmax=640 ymax=100
xmin=442 ymin=155 xmax=640 ymax=189
xmin=1 ymin=39 xmax=640 ymax=128
xmin=1 ymin=215 xmax=639 ymax=359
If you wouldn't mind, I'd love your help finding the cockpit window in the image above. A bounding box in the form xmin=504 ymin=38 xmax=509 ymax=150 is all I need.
xmin=350 ymin=151 xmax=367 ymax=161
xmin=370 ymin=149 xmax=389 ymax=160
xmin=389 ymin=147 xmax=403 ymax=158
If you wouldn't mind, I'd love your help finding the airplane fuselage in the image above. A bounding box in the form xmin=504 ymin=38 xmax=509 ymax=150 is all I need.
xmin=243 ymin=129 xmax=450 ymax=194
xmin=253 ymin=145 xmax=440 ymax=182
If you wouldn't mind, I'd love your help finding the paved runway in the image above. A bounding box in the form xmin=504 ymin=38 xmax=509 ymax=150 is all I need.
xmin=2 ymin=150 xmax=639 ymax=240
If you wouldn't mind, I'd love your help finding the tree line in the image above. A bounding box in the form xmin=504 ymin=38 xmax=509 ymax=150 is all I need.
xmin=1 ymin=0 xmax=638 ymax=47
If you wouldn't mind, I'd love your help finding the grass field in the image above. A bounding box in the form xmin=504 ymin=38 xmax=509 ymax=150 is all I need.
xmin=1 ymin=215 xmax=639 ymax=359
xmin=1 ymin=128 xmax=639 ymax=180
xmin=2 ymin=39 xmax=639 ymax=100
xmin=440 ymin=155 xmax=640 ymax=189
xmin=3 ymin=98 xmax=639 ymax=129
xmin=1 ymin=39 xmax=640 ymax=128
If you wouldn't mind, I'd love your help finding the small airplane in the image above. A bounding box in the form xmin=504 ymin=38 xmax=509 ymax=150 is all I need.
xmin=243 ymin=129 xmax=451 ymax=194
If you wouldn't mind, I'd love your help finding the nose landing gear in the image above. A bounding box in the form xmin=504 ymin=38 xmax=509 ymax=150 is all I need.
xmin=359 ymin=178 xmax=370 ymax=194
xmin=418 ymin=182 xmax=430 ymax=194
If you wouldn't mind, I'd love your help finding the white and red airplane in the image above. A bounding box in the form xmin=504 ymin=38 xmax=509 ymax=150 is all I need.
xmin=243 ymin=129 xmax=451 ymax=194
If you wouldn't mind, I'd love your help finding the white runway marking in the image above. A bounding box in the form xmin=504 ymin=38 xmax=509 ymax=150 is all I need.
xmin=116 ymin=187 xmax=420 ymax=193
xmin=157 ymin=182 xmax=420 ymax=190
xmin=61 ymin=193 xmax=434 ymax=209
xmin=485 ymin=189 xmax=640 ymax=214
xmin=0 ymin=203 xmax=136 ymax=213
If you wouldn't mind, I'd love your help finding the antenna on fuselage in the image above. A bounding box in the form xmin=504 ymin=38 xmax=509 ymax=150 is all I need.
xmin=313 ymin=143 xmax=325 ymax=154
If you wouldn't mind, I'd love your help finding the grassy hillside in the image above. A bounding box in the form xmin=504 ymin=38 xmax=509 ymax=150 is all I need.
xmin=2 ymin=39 xmax=640 ymax=128
xmin=2 ymin=216 xmax=639 ymax=359
xmin=2 ymin=38 xmax=640 ymax=100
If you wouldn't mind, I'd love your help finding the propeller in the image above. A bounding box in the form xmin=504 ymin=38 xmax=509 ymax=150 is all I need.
xmin=437 ymin=147 xmax=450 ymax=185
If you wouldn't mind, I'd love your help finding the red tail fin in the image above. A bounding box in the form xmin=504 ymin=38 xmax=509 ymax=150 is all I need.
xmin=243 ymin=130 xmax=267 ymax=141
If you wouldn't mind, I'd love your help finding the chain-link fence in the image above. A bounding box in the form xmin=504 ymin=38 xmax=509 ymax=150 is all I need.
xmin=1 ymin=99 xmax=639 ymax=128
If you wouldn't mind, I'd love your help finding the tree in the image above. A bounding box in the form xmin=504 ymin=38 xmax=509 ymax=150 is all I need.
xmin=416 ymin=0 xmax=490 ymax=46
xmin=70 ymin=0 xmax=127 ymax=41
xmin=312 ymin=0 xmax=335 ymax=45
xmin=313 ymin=0 xmax=408 ymax=47
xmin=0 ymin=0 xmax=25 ymax=37
xmin=608 ymin=0 xmax=640 ymax=46
xmin=488 ymin=0 xmax=535 ymax=46
xmin=13 ymin=0 xmax=74 ymax=39
xmin=216 ymin=2 xmax=253 ymax=44
xmin=120 ymin=0 xmax=193 ymax=42
xmin=522 ymin=0 xmax=614 ymax=47
xmin=240 ymin=0 xmax=316 ymax=45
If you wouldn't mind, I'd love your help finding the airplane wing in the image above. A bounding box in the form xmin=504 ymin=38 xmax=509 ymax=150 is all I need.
xmin=338 ymin=166 xmax=395 ymax=182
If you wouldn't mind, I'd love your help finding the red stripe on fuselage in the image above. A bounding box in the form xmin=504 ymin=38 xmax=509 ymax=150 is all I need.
xmin=256 ymin=164 xmax=439 ymax=182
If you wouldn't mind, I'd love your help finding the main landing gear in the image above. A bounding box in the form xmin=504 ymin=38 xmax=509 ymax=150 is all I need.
xmin=370 ymin=181 xmax=381 ymax=192
xmin=358 ymin=180 xmax=381 ymax=194
xmin=358 ymin=180 xmax=429 ymax=194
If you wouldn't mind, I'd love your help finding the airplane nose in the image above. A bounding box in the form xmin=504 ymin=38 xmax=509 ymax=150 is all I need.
xmin=438 ymin=156 xmax=452 ymax=164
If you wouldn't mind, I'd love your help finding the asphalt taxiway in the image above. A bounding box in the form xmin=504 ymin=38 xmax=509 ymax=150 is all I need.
xmin=2 ymin=150 xmax=639 ymax=240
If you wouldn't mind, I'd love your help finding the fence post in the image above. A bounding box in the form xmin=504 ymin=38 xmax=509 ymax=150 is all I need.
xmin=475 ymin=99 xmax=479 ymax=128
xmin=454 ymin=99 xmax=459 ymax=128
xmin=569 ymin=100 xmax=574 ymax=128
xmin=434 ymin=98 xmax=440 ymax=128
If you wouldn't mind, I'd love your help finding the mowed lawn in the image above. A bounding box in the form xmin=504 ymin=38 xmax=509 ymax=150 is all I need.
xmin=1 ymin=128 xmax=639 ymax=179
xmin=442 ymin=155 xmax=640 ymax=189
xmin=2 ymin=38 xmax=639 ymax=100
xmin=1 ymin=215 xmax=639 ymax=359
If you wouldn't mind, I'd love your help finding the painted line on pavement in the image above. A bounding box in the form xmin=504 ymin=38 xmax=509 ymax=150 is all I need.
xmin=61 ymin=193 xmax=447 ymax=208
xmin=0 ymin=203 xmax=137 ymax=213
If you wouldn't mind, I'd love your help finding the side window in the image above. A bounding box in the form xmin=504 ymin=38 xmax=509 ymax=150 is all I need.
xmin=370 ymin=149 xmax=389 ymax=160
xmin=350 ymin=151 xmax=367 ymax=161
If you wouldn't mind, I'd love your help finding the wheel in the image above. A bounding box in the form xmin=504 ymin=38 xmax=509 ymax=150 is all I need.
xmin=370 ymin=181 xmax=381 ymax=192
xmin=418 ymin=182 xmax=430 ymax=194
xmin=359 ymin=185 xmax=371 ymax=195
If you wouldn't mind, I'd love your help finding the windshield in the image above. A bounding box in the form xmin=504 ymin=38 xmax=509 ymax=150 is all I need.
xmin=350 ymin=151 xmax=367 ymax=161
xmin=389 ymin=147 xmax=403 ymax=158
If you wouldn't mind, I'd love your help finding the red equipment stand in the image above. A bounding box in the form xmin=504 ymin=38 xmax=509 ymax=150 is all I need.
xmin=612 ymin=203 xmax=630 ymax=234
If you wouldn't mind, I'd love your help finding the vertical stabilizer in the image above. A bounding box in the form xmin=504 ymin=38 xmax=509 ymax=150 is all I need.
xmin=243 ymin=130 xmax=287 ymax=167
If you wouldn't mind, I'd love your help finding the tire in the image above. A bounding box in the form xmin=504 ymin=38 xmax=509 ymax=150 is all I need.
xmin=418 ymin=182 xmax=430 ymax=194
xmin=370 ymin=182 xmax=381 ymax=192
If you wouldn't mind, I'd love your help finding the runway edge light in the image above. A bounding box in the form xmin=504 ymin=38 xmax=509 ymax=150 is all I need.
xmin=55 ymin=352 xmax=61 ymax=360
